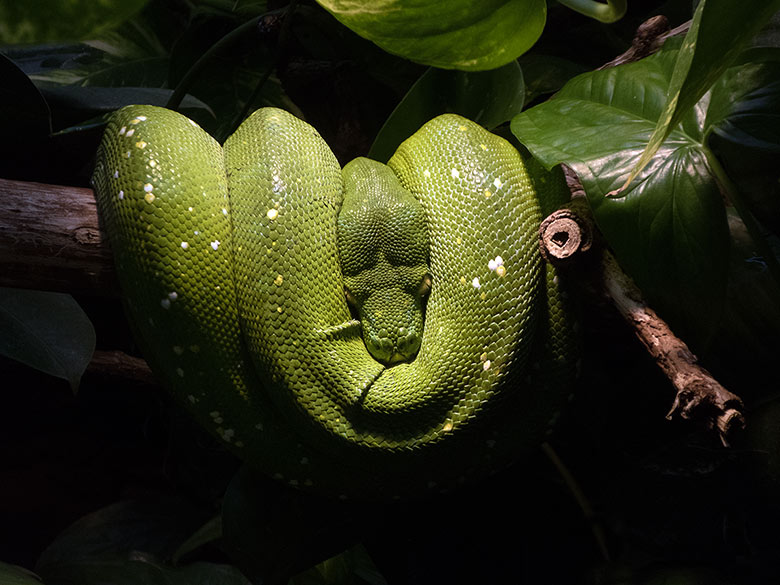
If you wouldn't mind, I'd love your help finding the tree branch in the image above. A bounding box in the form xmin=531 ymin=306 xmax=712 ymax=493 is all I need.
xmin=0 ymin=178 xmax=117 ymax=296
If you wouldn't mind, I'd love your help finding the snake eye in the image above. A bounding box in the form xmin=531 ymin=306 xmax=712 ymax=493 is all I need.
xmin=418 ymin=273 xmax=433 ymax=297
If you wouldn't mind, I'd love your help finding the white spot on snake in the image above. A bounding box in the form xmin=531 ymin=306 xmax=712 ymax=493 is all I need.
xmin=144 ymin=183 xmax=153 ymax=192
xmin=149 ymin=160 xmax=157 ymax=168
xmin=173 ymin=345 xmax=184 ymax=355
xmin=134 ymin=115 xmax=147 ymax=122
xmin=267 ymin=208 xmax=278 ymax=220
xmin=214 ymin=417 xmax=223 ymax=424
xmin=553 ymin=275 xmax=559 ymax=285
xmin=119 ymin=126 xmax=126 ymax=135
xmin=113 ymin=170 xmax=119 ymax=178
xmin=176 ymin=367 xmax=184 ymax=377
xmin=125 ymin=151 xmax=131 ymax=158
xmin=255 ymin=422 xmax=263 ymax=431
xmin=451 ymin=168 xmax=460 ymax=179
xmin=222 ymin=208 xmax=228 ymax=215
xmin=210 ymin=240 xmax=220 ymax=250
xmin=495 ymin=255 xmax=504 ymax=266
xmin=472 ymin=277 xmax=480 ymax=288
xmin=483 ymin=360 xmax=492 ymax=371
xmin=135 ymin=141 xmax=147 ymax=149
xmin=488 ymin=259 xmax=497 ymax=271
xmin=118 ymin=190 xmax=124 ymax=200
xmin=423 ymin=169 xmax=431 ymax=178
xmin=144 ymin=193 xmax=155 ymax=203
xmin=187 ymin=394 xmax=196 ymax=403
xmin=493 ymin=177 xmax=503 ymax=189
xmin=160 ymin=298 xmax=171 ymax=309
xmin=181 ymin=242 xmax=189 ymax=249
xmin=188 ymin=207 xmax=193 ymax=212
xmin=168 ymin=292 xmax=178 ymax=301
xmin=223 ymin=428 xmax=234 ymax=440
xmin=125 ymin=128 xmax=135 ymax=137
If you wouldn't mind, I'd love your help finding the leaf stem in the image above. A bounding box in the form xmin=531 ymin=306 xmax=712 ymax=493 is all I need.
xmin=229 ymin=0 xmax=300 ymax=133
xmin=165 ymin=16 xmax=263 ymax=111
xmin=704 ymin=146 xmax=780 ymax=289
xmin=556 ymin=0 xmax=627 ymax=23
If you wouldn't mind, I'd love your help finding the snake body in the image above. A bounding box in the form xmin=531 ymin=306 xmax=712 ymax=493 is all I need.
xmin=93 ymin=105 xmax=576 ymax=498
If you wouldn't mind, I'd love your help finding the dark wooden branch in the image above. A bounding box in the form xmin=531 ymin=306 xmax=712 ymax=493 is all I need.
xmin=601 ymin=252 xmax=745 ymax=444
xmin=538 ymin=182 xmax=744 ymax=445
xmin=0 ymin=178 xmax=118 ymax=296
xmin=597 ymin=15 xmax=672 ymax=70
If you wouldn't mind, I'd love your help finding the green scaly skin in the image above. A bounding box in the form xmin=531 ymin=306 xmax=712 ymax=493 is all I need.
xmin=93 ymin=105 xmax=577 ymax=499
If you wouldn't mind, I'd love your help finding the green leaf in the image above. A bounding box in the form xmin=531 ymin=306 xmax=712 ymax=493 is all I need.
xmin=172 ymin=515 xmax=222 ymax=565
xmin=706 ymin=49 xmax=780 ymax=153
xmin=517 ymin=53 xmax=588 ymax=106
xmin=510 ymin=42 xmax=730 ymax=346
xmin=0 ymin=288 xmax=95 ymax=391
xmin=0 ymin=562 xmax=42 ymax=585
xmin=289 ymin=545 xmax=387 ymax=585
xmin=222 ymin=467 xmax=357 ymax=583
xmin=369 ymin=61 xmax=524 ymax=162
xmin=0 ymin=0 xmax=151 ymax=44
xmin=39 ymin=86 xmax=214 ymax=117
xmin=315 ymin=0 xmax=546 ymax=71
xmin=625 ymin=0 xmax=780 ymax=188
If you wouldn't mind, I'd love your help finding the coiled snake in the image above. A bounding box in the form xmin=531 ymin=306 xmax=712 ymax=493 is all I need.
xmin=93 ymin=105 xmax=576 ymax=499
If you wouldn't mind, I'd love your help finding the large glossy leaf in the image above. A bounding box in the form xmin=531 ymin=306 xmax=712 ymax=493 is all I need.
xmin=315 ymin=0 xmax=546 ymax=71
xmin=0 ymin=288 xmax=95 ymax=391
xmin=222 ymin=467 xmax=358 ymax=583
xmin=0 ymin=53 xmax=51 ymax=179
xmin=368 ymin=61 xmax=524 ymax=162
xmin=511 ymin=41 xmax=734 ymax=347
xmin=706 ymin=48 xmax=780 ymax=153
xmin=35 ymin=498 xmax=217 ymax=585
xmin=0 ymin=563 xmax=42 ymax=585
xmin=627 ymin=0 xmax=780 ymax=187
xmin=0 ymin=0 xmax=150 ymax=44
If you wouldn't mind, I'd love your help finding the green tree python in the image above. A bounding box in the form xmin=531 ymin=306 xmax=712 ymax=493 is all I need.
xmin=93 ymin=105 xmax=577 ymax=499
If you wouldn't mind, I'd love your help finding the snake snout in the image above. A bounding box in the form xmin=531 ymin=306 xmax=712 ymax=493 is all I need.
xmin=366 ymin=326 xmax=421 ymax=364
xmin=360 ymin=291 xmax=425 ymax=365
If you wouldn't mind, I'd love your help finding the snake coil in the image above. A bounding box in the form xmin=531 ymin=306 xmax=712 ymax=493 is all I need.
xmin=93 ymin=105 xmax=576 ymax=499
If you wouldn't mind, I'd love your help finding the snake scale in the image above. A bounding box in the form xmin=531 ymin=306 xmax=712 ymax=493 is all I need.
xmin=93 ymin=105 xmax=577 ymax=499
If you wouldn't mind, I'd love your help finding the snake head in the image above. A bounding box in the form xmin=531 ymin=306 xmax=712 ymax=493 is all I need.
xmin=338 ymin=157 xmax=431 ymax=365
xmin=346 ymin=271 xmax=431 ymax=364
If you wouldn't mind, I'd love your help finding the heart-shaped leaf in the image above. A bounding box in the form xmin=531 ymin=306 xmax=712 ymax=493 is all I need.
xmin=0 ymin=0 xmax=150 ymax=44
xmin=626 ymin=0 xmax=780 ymax=187
xmin=0 ymin=288 xmax=95 ymax=391
xmin=369 ymin=61 xmax=524 ymax=162
xmin=511 ymin=41 xmax=738 ymax=347
xmin=315 ymin=0 xmax=546 ymax=71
